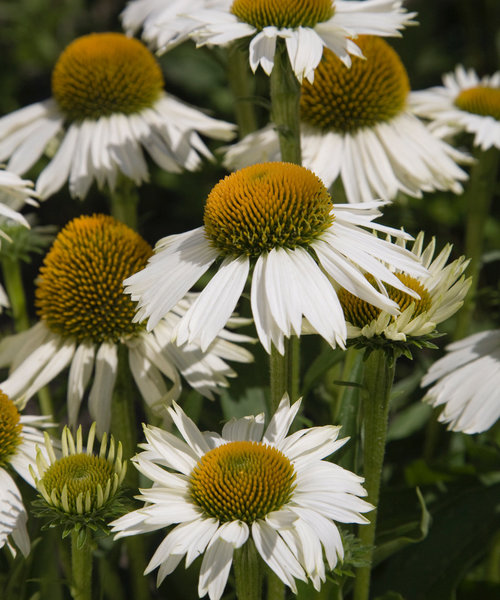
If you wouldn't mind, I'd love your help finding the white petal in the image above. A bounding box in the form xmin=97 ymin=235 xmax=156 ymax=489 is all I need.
xmin=88 ymin=342 xmax=118 ymax=436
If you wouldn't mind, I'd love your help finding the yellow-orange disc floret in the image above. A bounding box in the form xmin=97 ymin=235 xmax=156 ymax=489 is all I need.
xmin=203 ymin=162 xmax=334 ymax=257
xmin=0 ymin=390 xmax=23 ymax=468
xmin=338 ymin=273 xmax=431 ymax=328
xmin=190 ymin=440 xmax=296 ymax=523
xmin=454 ymin=86 xmax=500 ymax=120
xmin=300 ymin=36 xmax=410 ymax=133
xmin=231 ymin=0 xmax=334 ymax=29
xmin=35 ymin=214 xmax=153 ymax=344
xmin=52 ymin=32 xmax=164 ymax=121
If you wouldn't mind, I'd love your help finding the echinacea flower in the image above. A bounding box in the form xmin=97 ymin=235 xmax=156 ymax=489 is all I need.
xmin=410 ymin=64 xmax=500 ymax=150
xmin=421 ymin=329 xmax=500 ymax=434
xmin=0 ymin=214 xmax=253 ymax=436
xmin=224 ymin=37 xmax=469 ymax=203
xmin=121 ymin=0 xmax=221 ymax=54
xmin=30 ymin=423 xmax=127 ymax=533
xmin=111 ymin=397 xmax=372 ymax=599
xmin=338 ymin=232 xmax=471 ymax=343
xmin=0 ymin=169 xmax=38 ymax=311
xmin=126 ymin=162 xmax=428 ymax=354
xmin=186 ymin=0 xmax=416 ymax=82
xmin=0 ymin=32 xmax=236 ymax=200
xmin=0 ymin=388 xmax=51 ymax=556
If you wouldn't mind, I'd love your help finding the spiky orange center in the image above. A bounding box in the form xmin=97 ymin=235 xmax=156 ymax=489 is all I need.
xmin=204 ymin=162 xmax=333 ymax=256
xmin=190 ymin=440 xmax=296 ymax=523
xmin=35 ymin=214 xmax=152 ymax=343
xmin=52 ymin=32 xmax=164 ymax=121
xmin=300 ymin=36 xmax=410 ymax=133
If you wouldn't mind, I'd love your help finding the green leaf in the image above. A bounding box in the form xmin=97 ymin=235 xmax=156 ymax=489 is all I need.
xmin=374 ymin=488 xmax=431 ymax=566
xmin=372 ymin=482 xmax=500 ymax=600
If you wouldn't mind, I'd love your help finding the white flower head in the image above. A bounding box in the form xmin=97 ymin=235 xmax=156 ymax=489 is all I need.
xmin=121 ymin=0 xmax=223 ymax=54
xmin=0 ymin=388 xmax=51 ymax=556
xmin=125 ymin=162 xmax=429 ymax=355
xmin=0 ymin=32 xmax=236 ymax=200
xmin=410 ymin=64 xmax=500 ymax=151
xmin=186 ymin=0 xmax=416 ymax=83
xmin=421 ymin=329 xmax=500 ymax=434
xmin=111 ymin=396 xmax=373 ymax=599
xmin=337 ymin=232 xmax=471 ymax=342
xmin=0 ymin=215 xmax=253 ymax=437
xmin=30 ymin=423 xmax=127 ymax=523
xmin=0 ymin=169 xmax=38 ymax=311
xmin=224 ymin=36 xmax=470 ymax=203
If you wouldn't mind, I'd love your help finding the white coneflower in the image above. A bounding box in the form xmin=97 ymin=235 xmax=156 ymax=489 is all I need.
xmin=111 ymin=397 xmax=372 ymax=599
xmin=224 ymin=37 xmax=469 ymax=203
xmin=125 ymin=162 xmax=428 ymax=354
xmin=0 ymin=388 xmax=50 ymax=556
xmin=338 ymin=232 xmax=471 ymax=343
xmin=185 ymin=0 xmax=416 ymax=83
xmin=0 ymin=214 xmax=253 ymax=436
xmin=410 ymin=64 xmax=500 ymax=151
xmin=0 ymin=32 xmax=236 ymax=200
xmin=422 ymin=329 xmax=500 ymax=434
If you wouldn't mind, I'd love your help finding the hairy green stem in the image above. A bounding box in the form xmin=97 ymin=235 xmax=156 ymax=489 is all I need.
xmin=70 ymin=529 xmax=93 ymax=600
xmin=111 ymin=346 xmax=151 ymax=600
xmin=234 ymin=539 xmax=263 ymax=600
xmin=353 ymin=349 xmax=396 ymax=600
xmin=455 ymin=146 xmax=499 ymax=339
xmin=108 ymin=176 xmax=140 ymax=231
xmin=227 ymin=43 xmax=259 ymax=138
xmin=270 ymin=39 xmax=302 ymax=165
xmin=335 ymin=347 xmax=364 ymax=472
xmin=1 ymin=256 xmax=29 ymax=331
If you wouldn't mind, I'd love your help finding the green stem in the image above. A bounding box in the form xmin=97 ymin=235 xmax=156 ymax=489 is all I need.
xmin=70 ymin=529 xmax=93 ymax=600
xmin=270 ymin=38 xmax=302 ymax=165
xmin=227 ymin=43 xmax=259 ymax=138
xmin=353 ymin=349 xmax=396 ymax=600
xmin=1 ymin=255 xmax=55 ymax=418
xmin=108 ymin=176 xmax=140 ymax=231
xmin=111 ymin=347 xmax=151 ymax=600
xmin=1 ymin=256 xmax=29 ymax=331
xmin=269 ymin=337 xmax=300 ymax=412
xmin=234 ymin=539 xmax=263 ymax=600
xmin=267 ymin=570 xmax=285 ymax=600
xmin=335 ymin=347 xmax=364 ymax=473
xmin=455 ymin=146 xmax=499 ymax=339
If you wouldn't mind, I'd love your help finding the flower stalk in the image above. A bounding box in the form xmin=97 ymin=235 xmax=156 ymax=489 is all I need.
xmin=108 ymin=176 xmax=140 ymax=231
xmin=227 ymin=43 xmax=259 ymax=138
xmin=270 ymin=38 xmax=302 ymax=165
xmin=455 ymin=146 xmax=499 ymax=339
xmin=353 ymin=348 xmax=396 ymax=600
xmin=70 ymin=528 xmax=93 ymax=600
xmin=1 ymin=255 xmax=29 ymax=331
xmin=234 ymin=539 xmax=263 ymax=600
xmin=111 ymin=347 xmax=151 ymax=600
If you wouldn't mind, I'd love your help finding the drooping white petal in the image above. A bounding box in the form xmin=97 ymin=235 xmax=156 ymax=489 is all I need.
xmin=88 ymin=342 xmax=118 ymax=436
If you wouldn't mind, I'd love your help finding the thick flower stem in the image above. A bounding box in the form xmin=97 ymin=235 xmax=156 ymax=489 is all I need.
xmin=108 ymin=176 xmax=140 ymax=231
xmin=455 ymin=146 xmax=499 ymax=340
xmin=70 ymin=529 xmax=93 ymax=600
xmin=1 ymin=255 xmax=55 ymax=418
xmin=270 ymin=337 xmax=300 ymax=411
xmin=270 ymin=38 xmax=302 ymax=165
xmin=234 ymin=539 xmax=263 ymax=600
xmin=353 ymin=349 xmax=396 ymax=600
xmin=227 ymin=43 xmax=258 ymax=139
xmin=1 ymin=256 xmax=29 ymax=331
xmin=111 ymin=347 xmax=151 ymax=600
